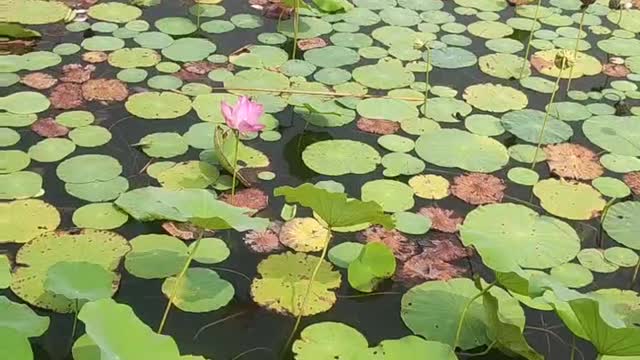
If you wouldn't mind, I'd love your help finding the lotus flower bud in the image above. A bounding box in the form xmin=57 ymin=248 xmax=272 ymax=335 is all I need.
xmin=555 ymin=50 xmax=575 ymax=70
xmin=609 ymin=0 xmax=621 ymax=9
xmin=624 ymin=1 xmax=633 ymax=9
xmin=413 ymin=38 xmax=426 ymax=50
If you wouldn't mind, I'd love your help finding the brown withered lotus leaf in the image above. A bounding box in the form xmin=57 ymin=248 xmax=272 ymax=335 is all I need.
xmin=249 ymin=0 xmax=293 ymax=19
xmin=0 ymin=40 xmax=36 ymax=55
xmin=60 ymin=64 xmax=96 ymax=83
xmin=544 ymin=143 xmax=604 ymax=180
xmin=220 ymin=188 xmax=269 ymax=213
xmin=20 ymin=73 xmax=58 ymax=90
xmin=507 ymin=0 xmax=536 ymax=5
xmin=356 ymin=118 xmax=399 ymax=135
xmin=603 ymin=63 xmax=631 ymax=77
xmin=358 ymin=226 xmax=418 ymax=261
xmin=530 ymin=54 xmax=554 ymax=73
xmin=82 ymin=51 xmax=108 ymax=63
xmin=50 ymin=83 xmax=85 ymax=109
xmin=623 ymin=172 xmax=640 ymax=195
xmin=174 ymin=70 xmax=203 ymax=82
xmin=244 ymin=221 xmax=284 ymax=253
xmin=395 ymin=251 xmax=467 ymax=286
xmin=418 ymin=207 xmax=463 ymax=233
xmin=184 ymin=61 xmax=217 ymax=75
xmin=298 ymin=38 xmax=327 ymax=51
xmin=451 ymin=173 xmax=506 ymax=205
xmin=161 ymin=221 xmax=204 ymax=240
xmin=31 ymin=118 xmax=70 ymax=138
xmin=82 ymin=79 xmax=128 ymax=102
xmin=427 ymin=234 xmax=473 ymax=262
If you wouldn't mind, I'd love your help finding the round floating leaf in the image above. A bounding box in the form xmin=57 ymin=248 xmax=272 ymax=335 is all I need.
xmin=156 ymin=161 xmax=219 ymax=190
xmin=421 ymin=97 xmax=471 ymax=123
xmin=463 ymin=83 xmax=528 ymax=113
xmin=224 ymin=69 xmax=289 ymax=97
xmin=0 ymin=296 xmax=50 ymax=337
xmin=430 ymin=47 xmax=477 ymax=69
xmin=468 ymin=20 xmax=513 ymax=39
xmin=44 ymin=261 xmax=115 ymax=301
xmin=72 ymin=203 xmax=128 ymax=230
xmin=81 ymin=36 xmax=125 ymax=51
xmin=230 ymin=45 xmax=287 ymax=69
xmin=352 ymin=59 xmax=415 ymax=90
xmin=155 ymin=17 xmax=197 ymax=35
xmin=57 ymin=154 xmax=121 ymax=184
xmin=328 ymin=242 xmax=364 ymax=269
xmin=603 ymin=201 xmax=640 ymax=250
xmin=137 ymin=132 xmax=188 ymax=159
xmin=125 ymin=234 xmax=188 ymax=279
xmin=604 ymin=247 xmax=639 ymax=267
xmin=230 ymin=14 xmax=263 ymax=29
xmin=0 ymin=328 xmax=32 ymax=360
xmin=125 ymin=92 xmax=192 ymax=120
xmin=88 ymin=3 xmax=142 ymax=23
xmin=108 ymin=48 xmax=160 ymax=68
xmin=8 ymin=0 xmax=70 ymax=25
xmin=479 ymin=53 xmax=530 ymax=79
xmin=251 ymin=252 xmax=341 ymax=316
xmin=577 ymin=248 xmax=619 ymax=273
xmin=533 ymin=179 xmax=605 ymax=220
xmin=65 ymin=177 xmax=129 ymax=202
xmin=147 ymin=75 xmax=182 ymax=90
xmin=532 ymin=49 xmax=601 ymax=79
xmin=280 ymin=218 xmax=330 ymax=252
xmin=393 ymin=212 xmax=431 ymax=235
xmin=381 ymin=152 xmax=425 ymax=177
xmin=549 ymin=263 xmax=593 ymax=288
xmin=304 ymin=46 xmax=360 ymax=68
xmin=583 ymin=115 xmax=640 ymax=156
xmin=361 ymin=179 xmax=414 ymax=212
xmin=401 ymin=278 xmax=523 ymax=350
xmin=464 ymin=114 xmax=504 ymax=136
xmin=69 ymin=126 xmax=112 ymax=147
xmin=292 ymin=322 xmax=368 ymax=359
xmin=460 ymin=203 xmax=580 ymax=271
xmin=0 ymin=92 xmax=50 ymax=114
xmin=415 ymin=129 xmax=509 ymax=172
xmin=357 ymin=98 xmax=418 ymax=122
xmin=188 ymin=238 xmax=229 ymax=264
xmin=0 ymin=150 xmax=30 ymax=174
xmin=162 ymin=38 xmax=217 ymax=62
xmin=0 ymin=113 xmax=37 ymax=127
xmin=279 ymin=17 xmax=334 ymax=39
xmin=409 ymin=174 xmax=449 ymax=199
xmin=28 ymin=138 xmax=76 ymax=163
xmin=592 ymin=177 xmax=630 ymax=198
xmin=134 ymin=31 xmax=174 ymax=49
xmin=501 ymin=109 xmax=573 ymax=144
xmin=11 ymin=230 xmax=130 ymax=312
xmin=162 ymin=268 xmax=234 ymax=312
xmin=0 ymin=171 xmax=43 ymax=200
xmin=546 ymin=102 xmax=591 ymax=122
xmin=302 ymin=140 xmax=380 ymax=176
xmin=507 ymin=167 xmax=539 ymax=186
xmin=56 ymin=111 xmax=94 ymax=128
xmin=0 ymin=200 xmax=59 ymax=244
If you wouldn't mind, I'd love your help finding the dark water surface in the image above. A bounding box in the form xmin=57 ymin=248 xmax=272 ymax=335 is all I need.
xmin=2 ymin=0 xmax=640 ymax=359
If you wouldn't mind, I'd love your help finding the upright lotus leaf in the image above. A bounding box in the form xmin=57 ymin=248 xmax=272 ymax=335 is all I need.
xmin=348 ymin=242 xmax=396 ymax=292
xmin=78 ymin=298 xmax=182 ymax=360
xmin=0 ymin=327 xmax=32 ymax=360
xmin=10 ymin=230 xmax=130 ymax=313
xmin=0 ymin=296 xmax=49 ymax=338
xmin=460 ymin=203 xmax=581 ymax=272
xmin=603 ymin=201 xmax=640 ymax=250
xmin=44 ymin=261 xmax=115 ymax=302
xmin=274 ymin=183 xmax=394 ymax=229
xmin=115 ymin=187 xmax=268 ymax=231
xmin=479 ymin=283 xmax=543 ymax=360
xmin=365 ymin=336 xmax=458 ymax=359
xmin=250 ymin=252 xmax=341 ymax=316
xmin=292 ymin=322 xmax=369 ymax=359
xmin=533 ymin=179 xmax=605 ymax=220
xmin=401 ymin=278 xmax=525 ymax=350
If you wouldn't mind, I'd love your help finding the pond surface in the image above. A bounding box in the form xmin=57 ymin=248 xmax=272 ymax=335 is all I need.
xmin=2 ymin=0 xmax=640 ymax=359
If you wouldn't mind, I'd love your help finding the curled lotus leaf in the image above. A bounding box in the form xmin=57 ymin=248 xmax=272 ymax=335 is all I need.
xmin=11 ymin=230 xmax=130 ymax=313
xmin=533 ymin=179 xmax=605 ymax=220
xmin=460 ymin=203 xmax=581 ymax=272
xmin=250 ymin=252 xmax=341 ymax=316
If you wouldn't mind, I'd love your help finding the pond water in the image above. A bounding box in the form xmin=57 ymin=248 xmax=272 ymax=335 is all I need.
xmin=2 ymin=0 xmax=640 ymax=359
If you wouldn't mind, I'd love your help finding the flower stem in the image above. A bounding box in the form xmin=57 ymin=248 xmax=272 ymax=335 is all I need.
xmin=519 ymin=0 xmax=542 ymax=79
xmin=598 ymin=197 xmax=617 ymax=248
xmin=282 ymin=229 xmax=332 ymax=357
xmin=158 ymin=232 xmax=204 ymax=334
xmin=531 ymin=66 xmax=564 ymax=169
xmin=67 ymin=299 xmax=79 ymax=352
xmin=453 ymin=282 xmax=495 ymax=350
xmin=566 ymin=9 xmax=586 ymax=93
xmin=631 ymin=260 xmax=640 ymax=289
xmin=231 ymin=129 xmax=240 ymax=199
xmin=209 ymin=86 xmax=427 ymax=101
xmin=291 ymin=0 xmax=299 ymax=59
xmin=424 ymin=47 xmax=431 ymax=113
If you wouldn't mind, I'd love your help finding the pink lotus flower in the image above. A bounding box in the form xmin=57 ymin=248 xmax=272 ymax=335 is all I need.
xmin=221 ymin=96 xmax=265 ymax=133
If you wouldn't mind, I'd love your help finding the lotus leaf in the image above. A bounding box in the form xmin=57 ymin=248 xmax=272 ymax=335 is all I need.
xmin=224 ymin=69 xmax=289 ymax=96
xmin=381 ymin=152 xmax=425 ymax=177
xmin=578 ymin=249 xmax=619 ymax=273
xmin=361 ymin=179 xmax=414 ymax=213
xmin=463 ymin=83 xmax=528 ymax=113
xmin=401 ymin=278 xmax=524 ymax=350
xmin=162 ymin=268 xmax=234 ymax=312
xmin=188 ymin=238 xmax=229 ymax=264
xmin=549 ymin=263 xmax=593 ymax=288
xmin=7 ymin=0 xmax=70 ymax=25
xmin=592 ymin=177 xmax=630 ymax=199
xmin=134 ymin=31 xmax=174 ymax=49
xmin=68 ymin=126 xmax=112 ymax=147
xmin=461 ymin=203 xmax=580 ymax=272
xmin=603 ymin=247 xmax=639 ymax=268
xmin=280 ymin=218 xmax=330 ymax=252
xmin=292 ymin=322 xmax=368 ymax=359
xmin=0 ymin=150 xmax=30 ymax=174
xmin=0 ymin=171 xmax=43 ymax=199
xmin=328 ymin=242 xmax=364 ymax=269
xmin=533 ymin=179 xmax=605 ymax=220
xmin=162 ymin=38 xmax=217 ymax=62
xmin=479 ymin=53 xmax=530 ymax=79
xmin=108 ymin=48 xmax=161 ymax=68
xmin=430 ymin=47 xmax=477 ymax=69
xmin=468 ymin=20 xmax=514 ymax=39
xmin=56 ymin=111 xmax=94 ymax=127
xmin=81 ymin=36 xmax=125 ymax=51
xmin=11 ymin=230 xmax=129 ymax=312
xmin=79 ymin=299 xmax=182 ymax=359
xmin=532 ymin=49 xmax=601 ymax=79
xmin=0 ymin=296 xmax=49 ymax=337
xmin=66 ymin=177 xmax=129 ymax=202
xmin=502 ymin=109 xmax=573 ymax=144
xmin=57 ymin=154 xmax=122 ymax=184
xmin=115 ymin=187 xmax=268 ymax=231
xmin=603 ymin=201 xmax=640 ymax=250
xmin=28 ymin=138 xmax=76 ymax=163
xmin=88 ymin=3 xmax=142 ymax=23
xmin=0 ymin=200 xmax=59 ymax=244
xmin=72 ymin=202 xmax=129 ymax=230
xmin=357 ymin=98 xmax=418 ymax=122
xmin=0 ymin=113 xmax=37 ymax=127
xmin=0 ymin=92 xmax=50 ymax=114
xmin=0 ymin=328 xmax=32 ymax=360
xmin=0 ymin=256 xmax=8 ymax=289
xmin=250 ymin=252 xmax=341 ymax=316
xmin=421 ymin=97 xmax=471 ymax=123
xmin=126 ymin=92 xmax=192 ymax=120
xmin=44 ymin=261 xmax=115 ymax=301
xmin=125 ymin=234 xmax=188 ymax=279
xmin=302 ymin=139 xmax=380 ymax=176
xmin=279 ymin=17 xmax=333 ymax=39
xmin=348 ymin=242 xmax=396 ymax=292
xmin=415 ymin=129 xmax=509 ymax=172
xmin=352 ymin=59 xmax=414 ymax=90
xmin=156 ymin=161 xmax=219 ymax=190
xmin=583 ymin=116 xmax=640 ymax=156
xmin=230 ymin=45 xmax=287 ymax=69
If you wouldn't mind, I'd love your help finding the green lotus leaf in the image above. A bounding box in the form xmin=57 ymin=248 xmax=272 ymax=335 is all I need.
xmin=7 ymin=0 xmax=70 ymax=25
xmin=361 ymin=179 xmax=414 ymax=213
xmin=0 ymin=327 xmax=32 ymax=360
xmin=460 ymin=203 xmax=581 ymax=272
xmin=224 ymin=68 xmax=290 ymax=97
xmin=328 ymin=242 xmax=364 ymax=269
xmin=161 ymin=268 xmax=234 ymax=312
xmin=502 ymin=109 xmax=573 ymax=144
xmin=357 ymin=98 xmax=418 ymax=122
xmin=603 ymin=201 xmax=640 ymax=250
xmin=479 ymin=53 xmax=530 ymax=79
xmin=603 ymin=247 xmax=639 ymax=268
xmin=353 ymin=59 xmax=416 ymax=89
xmin=348 ymin=242 xmax=396 ymax=292
xmin=302 ymin=139 xmax=381 ymax=176
xmin=0 ymin=256 xmax=8 ymax=289
xmin=44 ymin=261 xmax=115 ymax=302
xmin=65 ymin=177 xmax=129 ymax=202
xmin=463 ymin=83 xmax=528 ymax=113
xmin=549 ymin=263 xmax=593 ymax=288
xmin=0 ymin=171 xmax=43 ymax=200
xmin=422 ymin=97 xmax=471 ymax=123
xmin=68 ymin=126 xmax=112 ymax=147
xmin=162 ymin=38 xmax=217 ymax=62
xmin=79 ymin=298 xmax=182 ymax=360
xmin=583 ymin=115 xmax=640 ymax=156
xmin=124 ymin=234 xmax=188 ymax=279
xmin=28 ymin=138 xmax=76 ymax=163
xmin=188 ymin=237 xmax=229 ymax=264
xmin=365 ymin=336 xmax=458 ymax=359
xmin=0 ymin=296 xmax=49 ymax=337
xmin=415 ymin=129 xmax=509 ymax=172
xmin=0 ymin=92 xmax=50 ymax=114
xmin=156 ymin=161 xmax=219 ymax=190
xmin=598 ymin=38 xmax=640 ymax=57
xmin=430 ymin=47 xmax=477 ymax=69
xmin=81 ymin=36 xmax=125 ymax=51
xmin=401 ymin=278 xmax=525 ymax=350
xmin=11 ymin=230 xmax=130 ymax=313
xmin=137 ymin=132 xmax=188 ymax=158
xmin=251 ymin=252 xmax=341 ymax=316
xmin=577 ymin=249 xmax=619 ymax=273
xmin=155 ymin=17 xmax=197 ymax=35
xmin=108 ymin=48 xmax=161 ymax=68
xmin=532 ymin=49 xmax=601 ymax=78
xmin=115 ymin=186 xmax=268 ymax=231
xmin=278 ymin=16 xmax=334 ymax=39
xmin=0 ymin=200 xmax=59 ymax=244
xmin=229 ymin=45 xmax=288 ymax=69
xmin=126 ymin=92 xmax=192 ymax=120
xmin=88 ymin=2 xmax=142 ymax=23
xmin=292 ymin=322 xmax=368 ymax=359
xmin=57 ymin=154 xmax=122 ymax=184
xmin=0 ymin=150 xmax=30 ymax=174
xmin=533 ymin=179 xmax=605 ymax=220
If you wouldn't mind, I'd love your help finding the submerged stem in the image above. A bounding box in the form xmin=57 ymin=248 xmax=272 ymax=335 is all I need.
xmin=519 ymin=0 xmax=543 ymax=79
xmin=281 ymin=230 xmax=332 ymax=357
xmin=566 ymin=9 xmax=586 ymax=93
xmin=453 ymin=282 xmax=495 ymax=350
xmin=231 ymin=129 xmax=240 ymax=199
xmin=530 ymin=66 xmax=564 ymax=169
xmin=158 ymin=233 xmax=204 ymax=334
